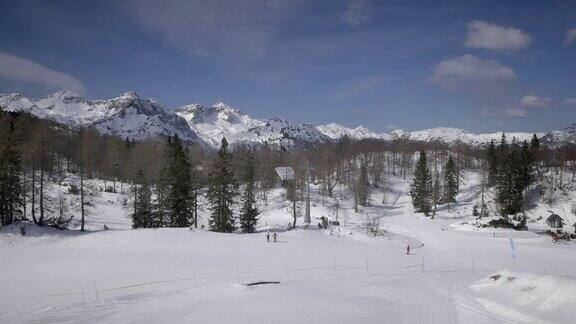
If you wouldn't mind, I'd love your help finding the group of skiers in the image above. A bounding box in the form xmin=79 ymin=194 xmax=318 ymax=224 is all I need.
xmin=266 ymin=231 xmax=278 ymax=242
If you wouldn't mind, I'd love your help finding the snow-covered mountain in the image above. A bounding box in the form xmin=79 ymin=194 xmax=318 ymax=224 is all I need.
xmin=396 ymin=127 xmax=542 ymax=146
xmin=0 ymin=89 xmax=565 ymax=149
xmin=238 ymin=118 xmax=332 ymax=150
xmin=540 ymin=124 xmax=576 ymax=148
xmin=316 ymin=123 xmax=387 ymax=141
xmin=315 ymin=123 xmax=542 ymax=147
xmin=0 ymin=90 xmax=198 ymax=142
xmin=175 ymin=102 xmax=265 ymax=147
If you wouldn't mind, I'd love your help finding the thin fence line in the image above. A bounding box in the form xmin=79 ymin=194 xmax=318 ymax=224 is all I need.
xmin=1 ymin=262 xmax=574 ymax=300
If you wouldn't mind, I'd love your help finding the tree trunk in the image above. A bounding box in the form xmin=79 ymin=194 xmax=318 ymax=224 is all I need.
xmin=292 ymin=200 xmax=297 ymax=229
xmin=39 ymin=166 xmax=44 ymax=226
xmin=31 ymin=164 xmax=37 ymax=224
xmin=80 ymin=172 xmax=85 ymax=232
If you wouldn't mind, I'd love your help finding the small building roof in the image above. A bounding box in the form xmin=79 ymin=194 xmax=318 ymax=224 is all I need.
xmin=275 ymin=167 xmax=295 ymax=181
xmin=547 ymin=214 xmax=563 ymax=222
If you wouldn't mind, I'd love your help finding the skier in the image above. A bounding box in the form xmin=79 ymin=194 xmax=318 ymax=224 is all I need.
xmin=273 ymin=232 xmax=277 ymax=242
xmin=266 ymin=231 xmax=270 ymax=242
xmin=406 ymin=245 xmax=410 ymax=255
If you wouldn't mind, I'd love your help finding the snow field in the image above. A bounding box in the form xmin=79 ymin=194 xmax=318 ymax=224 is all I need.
xmin=1 ymin=171 xmax=576 ymax=323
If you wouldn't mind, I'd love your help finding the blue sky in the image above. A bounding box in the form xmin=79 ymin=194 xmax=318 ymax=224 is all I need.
xmin=0 ymin=0 xmax=575 ymax=133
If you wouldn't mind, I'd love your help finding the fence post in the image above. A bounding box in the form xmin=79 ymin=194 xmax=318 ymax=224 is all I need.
xmin=285 ymin=261 xmax=288 ymax=280
xmin=333 ymin=257 xmax=336 ymax=277
xmin=365 ymin=252 xmax=369 ymax=276
xmin=235 ymin=265 xmax=240 ymax=283
xmin=94 ymin=282 xmax=100 ymax=302
xmin=421 ymin=256 xmax=425 ymax=274
xmin=81 ymin=285 xmax=85 ymax=305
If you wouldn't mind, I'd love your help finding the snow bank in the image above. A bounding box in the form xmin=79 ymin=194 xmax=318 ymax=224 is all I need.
xmin=469 ymin=270 xmax=576 ymax=323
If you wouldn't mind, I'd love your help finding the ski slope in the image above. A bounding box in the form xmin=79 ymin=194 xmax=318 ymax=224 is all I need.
xmin=1 ymin=173 xmax=576 ymax=323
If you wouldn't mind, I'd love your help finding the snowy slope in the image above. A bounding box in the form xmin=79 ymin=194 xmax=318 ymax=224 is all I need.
xmin=540 ymin=124 xmax=576 ymax=148
xmin=175 ymin=102 xmax=265 ymax=147
xmin=2 ymin=169 xmax=576 ymax=323
xmin=0 ymin=90 xmax=199 ymax=142
xmin=238 ymin=117 xmax=333 ymax=149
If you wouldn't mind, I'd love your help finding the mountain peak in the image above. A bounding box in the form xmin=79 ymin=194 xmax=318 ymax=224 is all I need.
xmin=118 ymin=91 xmax=140 ymax=100
xmin=46 ymin=89 xmax=83 ymax=100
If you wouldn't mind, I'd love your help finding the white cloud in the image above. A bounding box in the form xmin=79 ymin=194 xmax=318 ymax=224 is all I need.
xmin=565 ymin=28 xmax=576 ymax=45
xmin=350 ymin=107 xmax=366 ymax=116
xmin=480 ymin=106 xmax=527 ymax=118
xmin=0 ymin=51 xmax=84 ymax=93
xmin=520 ymin=94 xmax=550 ymax=108
xmin=504 ymin=108 xmax=528 ymax=118
xmin=465 ymin=20 xmax=531 ymax=51
xmin=564 ymin=98 xmax=576 ymax=105
xmin=341 ymin=0 xmax=372 ymax=27
xmin=429 ymin=54 xmax=516 ymax=89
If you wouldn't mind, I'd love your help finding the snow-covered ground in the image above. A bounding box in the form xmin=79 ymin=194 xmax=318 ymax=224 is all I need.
xmin=1 ymin=172 xmax=576 ymax=323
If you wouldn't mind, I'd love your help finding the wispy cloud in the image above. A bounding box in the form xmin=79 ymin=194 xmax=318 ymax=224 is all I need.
xmin=465 ymin=20 xmax=531 ymax=51
xmin=480 ymin=95 xmax=551 ymax=119
xmin=564 ymin=28 xmax=576 ymax=45
xmin=520 ymin=94 xmax=550 ymax=108
xmin=0 ymin=50 xmax=84 ymax=93
xmin=429 ymin=54 xmax=516 ymax=91
xmin=116 ymin=0 xmax=297 ymax=60
xmin=341 ymin=0 xmax=372 ymax=27
xmin=564 ymin=98 xmax=576 ymax=105
xmin=349 ymin=107 xmax=366 ymax=116
xmin=480 ymin=106 xmax=528 ymax=118
xmin=330 ymin=75 xmax=390 ymax=100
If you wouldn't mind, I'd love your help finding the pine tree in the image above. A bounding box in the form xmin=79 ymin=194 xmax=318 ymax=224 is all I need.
xmin=132 ymin=170 xmax=153 ymax=228
xmin=239 ymin=153 xmax=259 ymax=233
xmin=443 ymin=155 xmax=459 ymax=204
xmin=168 ymin=136 xmax=193 ymax=227
xmin=486 ymin=140 xmax=498 ymax=186
xmin=207 ymin=138 xmax=236 ymax=233
xmin=530 ymin=134 xmax=540 ymax=149
xmin=0 ymin=144 xmax=24 ymax=226
xmin=356 ymin=159 xmax=370 ymax=207
xmin=410 ymin=151 xmax=432 ymax=215
xmin=155 ymin=136 xmax=194 ymax=228
xmin=496 ymin=143 xmax=524 ymax=215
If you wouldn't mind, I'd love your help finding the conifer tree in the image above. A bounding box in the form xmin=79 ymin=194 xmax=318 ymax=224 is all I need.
xmin=0 ymin=144 xmax=24 ymax=226
xmin=207 ymin=138 xmax=236 ymax=233
xmin=530 ymin=134 xmax=540 ymax=149
xmin=155 ymin=136 xmax=194 ymax=228
xmin=496 ymin=142 xmax=525 ymax=215
xmin=443 ymin=155 xmax=459 ymax=204
xmin=486 ymin=140 xmax=498 ymax=186
xmin=168 ymin=136 xmax=193 ymax=227
xmin=132 ymin=170 xmax=153 ymax=228
xmin=410 ymin=151 xmax=432 ymax=215
xmin=239 ymin=153 xmax=259 ymax=233
xmin=356 ymin=159 xmax=370 ymax=207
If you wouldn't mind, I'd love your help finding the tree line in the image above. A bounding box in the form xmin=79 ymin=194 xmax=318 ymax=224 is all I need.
xmin=2 ymin=109 xmax=576 ymax=233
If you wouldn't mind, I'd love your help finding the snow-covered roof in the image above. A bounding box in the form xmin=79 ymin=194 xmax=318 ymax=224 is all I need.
xmin=275 ymin=167 xmax=294 ymax=181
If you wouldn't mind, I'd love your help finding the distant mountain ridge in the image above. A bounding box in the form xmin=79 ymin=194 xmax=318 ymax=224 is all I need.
xmin=0 ymin=89 xmax=569 ymax=149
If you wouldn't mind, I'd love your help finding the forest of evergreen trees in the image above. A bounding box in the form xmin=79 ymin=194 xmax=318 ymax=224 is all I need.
xmin=2 ymin=109 xmax=576 ymax=233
